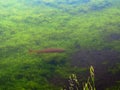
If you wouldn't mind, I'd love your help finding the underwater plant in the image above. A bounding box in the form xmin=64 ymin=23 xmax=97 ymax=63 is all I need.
xmin=29 ymin=48 xmax=65 ymax=54
xmin=62 ymin=66 xmax=95 ymax=90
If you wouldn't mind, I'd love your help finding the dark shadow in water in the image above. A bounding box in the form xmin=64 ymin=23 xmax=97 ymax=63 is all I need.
xmin=71 ymin=49 xmax=120 ymax=90
xmin=106 ymin=33 xmax=120 ymax=42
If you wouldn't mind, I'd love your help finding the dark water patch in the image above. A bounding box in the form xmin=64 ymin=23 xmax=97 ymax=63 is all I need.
xmin=106 ymin=33 xmax=120 ymax=42
xmin=96 ymin=71 xmax=120 ymax=90
xmin=71 ymin=49 xmax=120 ymax=90
xmin=49 ymin=68 xmax=89 ymax=90
xmin=71 ymin=49 xmax=120 ymax=67
xmin=49 ymin=75 xmax=67 ymax=87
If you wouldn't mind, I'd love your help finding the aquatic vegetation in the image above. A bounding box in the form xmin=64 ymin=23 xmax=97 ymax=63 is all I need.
xmin=62 ymin=66 xmax=95 ymax=90
xmin=0 ymin=0 xmax=120 ymax=90
xmin=29 ymin=48 xmax=65 ymax=54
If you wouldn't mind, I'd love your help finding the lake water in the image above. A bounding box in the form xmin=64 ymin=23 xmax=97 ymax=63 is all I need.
xmin=0 ymin=0 xmax=120 ymax=90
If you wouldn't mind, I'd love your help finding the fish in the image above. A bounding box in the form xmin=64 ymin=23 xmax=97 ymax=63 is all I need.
xmin=29 ymin=48 xmax=65 ymax=54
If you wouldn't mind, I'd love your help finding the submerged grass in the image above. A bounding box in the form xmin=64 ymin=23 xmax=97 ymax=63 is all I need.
xmin=0 ymin=0 xmax=120 ymax=90
xmin=63 ymin=66 xmax=95 ymax=90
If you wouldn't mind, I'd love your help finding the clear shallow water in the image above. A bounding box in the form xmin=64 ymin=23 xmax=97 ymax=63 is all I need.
xmin=0 ymin=0 xmax=120 ymax=90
